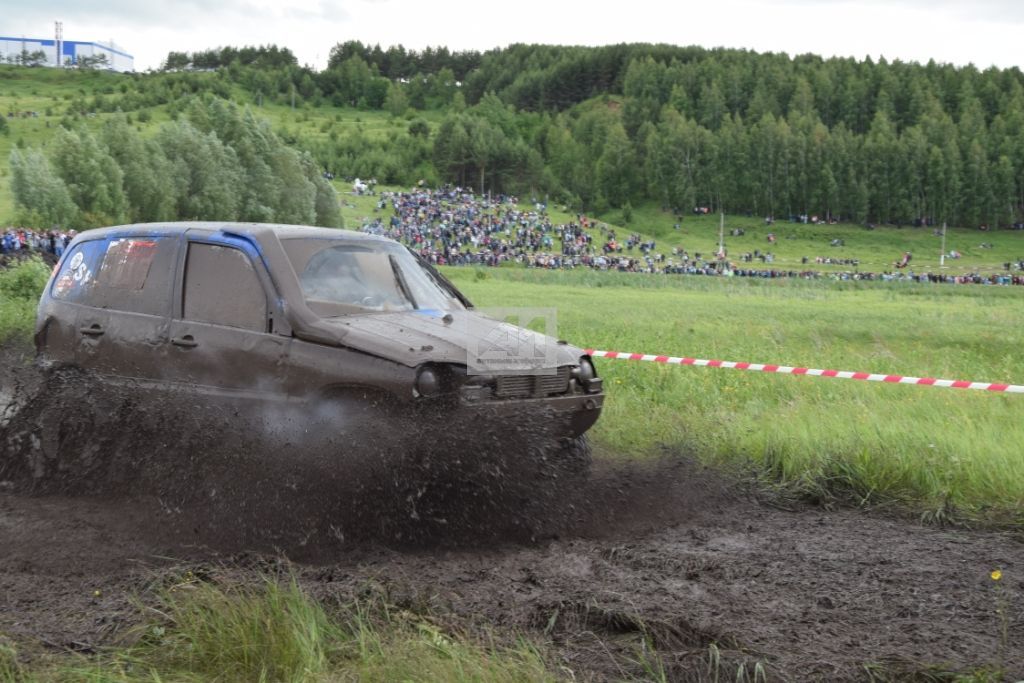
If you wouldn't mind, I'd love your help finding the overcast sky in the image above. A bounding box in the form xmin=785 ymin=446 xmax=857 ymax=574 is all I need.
xmin=3 ymin=0 xmax=1022 ymax=72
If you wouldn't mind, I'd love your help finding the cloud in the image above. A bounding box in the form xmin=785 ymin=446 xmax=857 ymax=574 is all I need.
xmin=4 ymin=0 xmax=350 ymax=32
xmin=777 ymin=0 xmax=1024 ymax=22
xmin=3 ymin=0 xmax=1020 ymax=71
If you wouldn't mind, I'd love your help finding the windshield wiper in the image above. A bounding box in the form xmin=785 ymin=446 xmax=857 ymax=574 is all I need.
xmin=389 ymin=254 xmax=418 ymax=309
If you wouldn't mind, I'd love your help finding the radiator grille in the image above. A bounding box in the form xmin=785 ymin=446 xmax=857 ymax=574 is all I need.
xmin=494 ymin=367 xmax=570 ymax=398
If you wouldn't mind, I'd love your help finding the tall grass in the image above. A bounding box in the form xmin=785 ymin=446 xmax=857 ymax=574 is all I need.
xmin=35 ymin=576 xmax=554 ymax=682
xmin=0 ymin=639 xmax=25 ymax=683
xmin=449 ymin=267 xmax=1024 ymax=523
xmin=0 ymin=257 xmax=48 ymax=343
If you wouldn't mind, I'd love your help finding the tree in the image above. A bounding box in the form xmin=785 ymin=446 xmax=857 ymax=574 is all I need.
xmin=9 ymin=147 xmax=78 ymax=226
xmin=162 ymin=51 xmax=190 ymax=71
xmin=384 ymin=82 xmax=409 ymax=117
xmin=14 ymin=50 xmax=48 ymax=67
xmin=50 ymin=127 xmax=127 ymax=226
xmin=156 ymin=120 xmax=242 ymax=220
xmin=100 ymin=115 xmax=176 ymax=223
xmin=77 ymin=53 xmax=110 ymax=70
xmin=595 ymin=121 xmax=636 ymax=207
xmin=301 ymin=153 xmax=341 ymax=228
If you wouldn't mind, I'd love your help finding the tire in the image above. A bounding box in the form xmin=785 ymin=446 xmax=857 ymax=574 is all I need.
xmin=556 ymin=434 xmax=592 ymax=475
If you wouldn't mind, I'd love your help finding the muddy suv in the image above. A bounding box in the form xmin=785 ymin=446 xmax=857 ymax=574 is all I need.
xmin=35 ymin=222 xmax=603 ymax=461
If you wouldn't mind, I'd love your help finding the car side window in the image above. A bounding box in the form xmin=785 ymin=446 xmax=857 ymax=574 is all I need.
xmin=52 ymin=237 xmax=176 ymax=316
xmin=91 ymin=237 xmax=176 ymax=315
xmin=183 ymin=243 xmax=267 ymax=332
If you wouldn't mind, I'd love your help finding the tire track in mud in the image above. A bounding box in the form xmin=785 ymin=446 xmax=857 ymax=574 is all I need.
xmin=2 ymin=348 xmax=1024 ymax=679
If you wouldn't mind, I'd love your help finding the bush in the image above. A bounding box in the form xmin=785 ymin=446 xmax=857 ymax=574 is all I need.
xmin=0 ymin=256 xmax=50 ymax=342
xmin=0 ymin=256 xmax=50 ymax=300
xmin=408 ymin=118 xmax=430 ymax=138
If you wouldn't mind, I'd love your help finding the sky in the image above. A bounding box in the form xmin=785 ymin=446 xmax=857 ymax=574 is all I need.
xmin=2 ymin=0 xmax=1022 ymax=72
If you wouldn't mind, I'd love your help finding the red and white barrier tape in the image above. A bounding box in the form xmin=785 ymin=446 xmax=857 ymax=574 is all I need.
xmin=584 ymin=349 xmax=1024 ymax=394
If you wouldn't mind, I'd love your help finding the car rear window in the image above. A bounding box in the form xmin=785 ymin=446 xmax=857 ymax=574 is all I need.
xmin=51 ymin=240 xmax=106 ymax=304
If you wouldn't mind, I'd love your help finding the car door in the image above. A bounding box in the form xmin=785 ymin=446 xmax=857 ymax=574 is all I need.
xmin=165 ymin=237 xmax=289 ymax=400
xmin=37 ymin=238 xmax=108 ymax=365
xmin=73 ymin=235 xmax=177 ymax=384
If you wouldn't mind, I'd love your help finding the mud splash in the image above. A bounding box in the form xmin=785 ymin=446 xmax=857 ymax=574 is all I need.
xmin=1 ymin=353 xmax=716 ymax=555
xmin=2 ymin=345 xmax=1023 ymax=679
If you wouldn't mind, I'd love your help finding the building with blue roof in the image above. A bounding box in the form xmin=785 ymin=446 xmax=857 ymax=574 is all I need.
xmin=0 ymin=35 xmax=133 ymax=72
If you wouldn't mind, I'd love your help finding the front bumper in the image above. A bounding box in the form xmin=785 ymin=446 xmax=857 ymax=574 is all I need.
xmin=458 ymin=389 xmax=604 ymax=438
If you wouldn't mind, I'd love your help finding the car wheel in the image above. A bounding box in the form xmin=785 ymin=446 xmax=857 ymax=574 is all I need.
xmin=555 ymin=434 xmax=592 ymax=475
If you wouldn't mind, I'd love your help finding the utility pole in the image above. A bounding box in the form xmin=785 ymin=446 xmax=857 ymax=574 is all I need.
xmin=718 ymin=210 xmax=725 ymax=259
xmin=55 ymin=21 xmax=63 ymax=68
xmin=940 ymin=221 xmax=947 ymax=267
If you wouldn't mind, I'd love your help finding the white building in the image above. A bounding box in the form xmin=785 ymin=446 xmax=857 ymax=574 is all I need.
xmin=0 ymin=35 xmax=133 ymax=72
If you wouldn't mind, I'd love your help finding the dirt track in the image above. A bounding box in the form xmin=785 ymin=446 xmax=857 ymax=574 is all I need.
xmin=2 ymin=463 xmax=1022 ymax=680
xmin=1 ymin=347 xmax=1023 ymax=680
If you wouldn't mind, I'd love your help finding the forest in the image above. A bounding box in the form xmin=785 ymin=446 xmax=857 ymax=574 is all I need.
xmin=9 ymin=97 xmax=340 ymax=229
xmin=10 ymin=42 xmax=1024 ymax=229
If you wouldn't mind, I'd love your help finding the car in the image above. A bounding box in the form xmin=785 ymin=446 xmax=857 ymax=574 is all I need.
xmin=34 ymin=222 xmax=604 ymax=467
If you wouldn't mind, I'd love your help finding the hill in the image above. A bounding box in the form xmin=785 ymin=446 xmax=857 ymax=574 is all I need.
xmin=3 ymin=39 xmax=1024 ymax=262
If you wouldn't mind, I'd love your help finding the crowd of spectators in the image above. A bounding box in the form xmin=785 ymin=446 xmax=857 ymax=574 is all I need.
xmin=4 ymin=189 xmax=1022 ymax=289
xmin=359 ymin=186 xmax=1024 ymax=287
xmin=354 ymin=185 xmax=1024 ymax=284
xmin=1 ymin=228 xmax=75 ymax=259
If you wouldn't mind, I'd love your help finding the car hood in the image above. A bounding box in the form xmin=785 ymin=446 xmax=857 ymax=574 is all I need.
xmin=312 ymin=309 xmax=582 ymax=371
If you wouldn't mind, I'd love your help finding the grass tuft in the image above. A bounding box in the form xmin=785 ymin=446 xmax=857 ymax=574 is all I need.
xmin=46 ymin=574 xmax=555 ymax=682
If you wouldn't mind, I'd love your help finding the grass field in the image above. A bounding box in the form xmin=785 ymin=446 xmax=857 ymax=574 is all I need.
xmin=444 ymin=267 xmax=1024 ymax=524
xmin=4 ymin=255 xmax=1022 ymax=524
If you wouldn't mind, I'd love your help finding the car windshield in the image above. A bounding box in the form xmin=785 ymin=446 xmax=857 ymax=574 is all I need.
xmin=281 ymin=238 xmax=466 ymax=316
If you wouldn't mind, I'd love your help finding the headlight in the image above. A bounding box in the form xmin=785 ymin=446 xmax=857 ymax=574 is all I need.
xmin=572 ymin=358 xmax=596 ymax=383
xmin=415 ymin=367 xmax=440 ymax=397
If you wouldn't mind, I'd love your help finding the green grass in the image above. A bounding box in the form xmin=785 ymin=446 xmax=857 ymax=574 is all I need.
xmin=445 ymin=267 xmax=1024 ymax=523
xmin=0 ymin=257 xmax=48 ymax=342
xmin=2 ymin=575 xmax=555 ymax=682
xmin=598 ymin=202 xmax=1024 ymax=275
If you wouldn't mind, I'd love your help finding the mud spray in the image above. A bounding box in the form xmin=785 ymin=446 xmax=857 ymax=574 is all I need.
xmin=0 ymin=346 xmax=723 ymax=559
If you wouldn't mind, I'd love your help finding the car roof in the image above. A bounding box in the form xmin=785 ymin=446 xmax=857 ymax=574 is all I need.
xmin=74 ymin=222 xmax=387 ymax=243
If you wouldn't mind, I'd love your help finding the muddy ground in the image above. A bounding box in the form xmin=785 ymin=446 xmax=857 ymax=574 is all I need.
xmin=1 ymin=345 xmax=1023 ymax=681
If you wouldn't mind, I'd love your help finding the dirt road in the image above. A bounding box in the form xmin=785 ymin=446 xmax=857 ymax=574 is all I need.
xmin=1 ymin=458 xmax=1021 ymax=681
